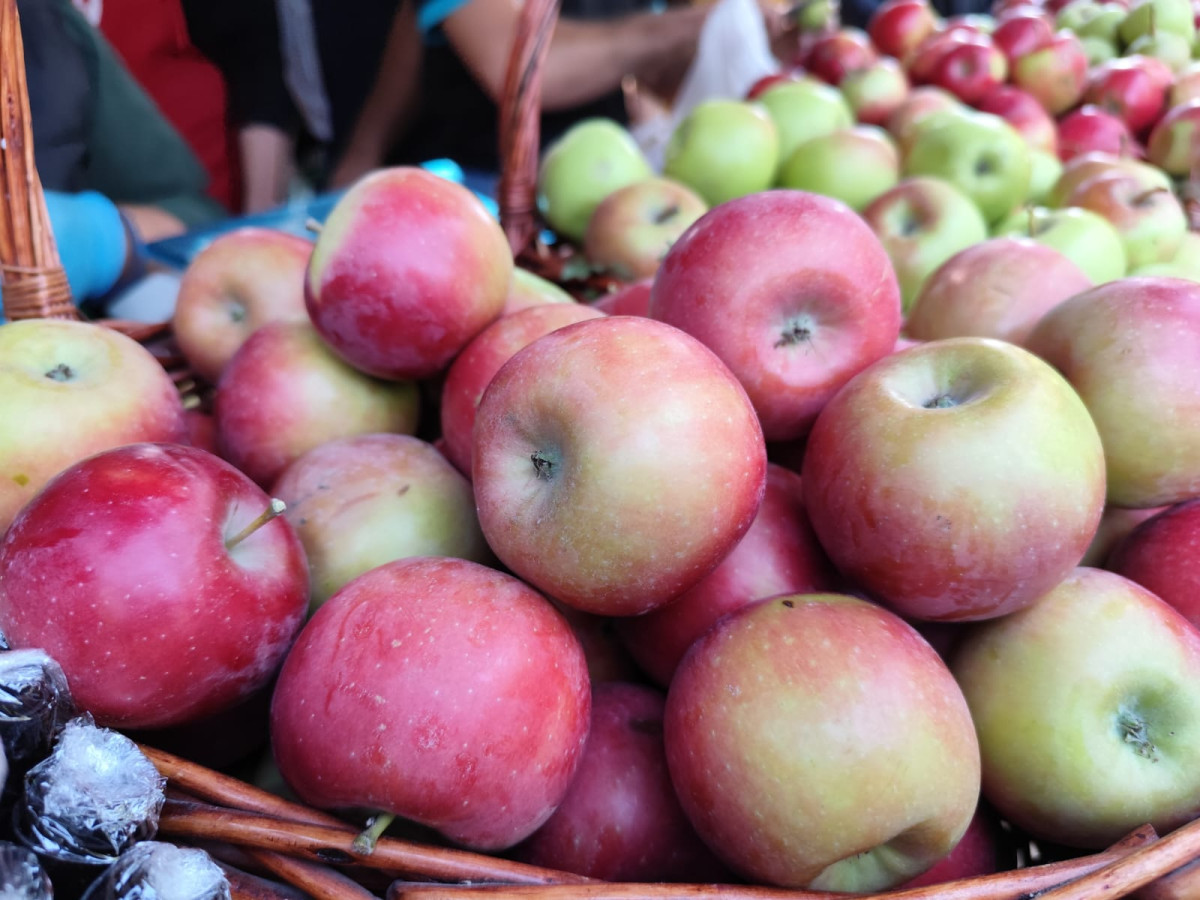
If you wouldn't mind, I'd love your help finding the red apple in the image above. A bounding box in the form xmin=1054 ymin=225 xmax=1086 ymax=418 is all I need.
xmin=305 ymin=166 xmax=513 ymax=380
xmin=868 ymin=0 xmax=941 ymax=60
xmin=170 ymin=227 xmax=314 ymax=385
xmin=649 ymin=190 xmax=902 ymax=442
xmin=1108 ymin=499 xmax=1200 ymax=629
xmin=744 ymin=66 xmax=807 ymax=100
xmin=802 ymin=337 xmax=1107 ymax=622
xmin=1146 ymin=98 xmax=1200 ymax=176
xmin=803 ymin=27 xmax=878 ymax=85
xmin=439 ymin=303 xmax=605 ymax=477
xmin=0 ymin=442 xmax=308 ymax=729
xmin=472 ymin=316 xmax=767 ymax=617
xmin=925 ymin=37 xmax=1008 ymax=104
xmin=590 ymin=279 xmax=652 ymax=316
xmin=1067 ymin=170 xmax=1188 ymax=269
xmin=1047 ymin=150 xmax=1171 ymax=206
xmin=1056 ymin=104 xmax=1142 ymax=161
xmin=899 ymin=804 xmax=1010 ymax=888
xmin=991 ymin=8 xmax=1055 ymax=62
xmin=1079 ymin=504 xmax=1166 ymax=567
xmin=973 ymin=83 xmax=1060 ymax=155
xmin=1084 ymin=56 xmax=1169 ymax=137
xmin=1010 ymin=30 xmax=1090 ymax=115
xmin=269 ymin=556 xmax=591 ymax=851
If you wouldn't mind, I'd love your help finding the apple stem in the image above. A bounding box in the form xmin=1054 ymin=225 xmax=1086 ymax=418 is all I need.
xmin=45 ymin=363 xmax=74 ymax=382
xmin=1134 ymin=186 xmax=1171 ymax=207
xmin=1118 ymin=709 xmax=1159 ymax=762
xmin=1026 ymin=206 xmax=1036 ymax=236
xmin=530 ymin=450 xmax=556 ymax=480
xmin=352 ymin=812 xmax=396 ymax=856
xmin=225 ymin=499 xmax=287 ymax=550
xmin=775 ymin=322 xmax=814 ymax=348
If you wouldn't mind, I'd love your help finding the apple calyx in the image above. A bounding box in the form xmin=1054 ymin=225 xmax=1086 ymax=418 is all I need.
xmin=530 ymin=450 xmax=558 ymax=480
xmin=776 ymin=318 xmax=815 ymax=349
xmin=351 ymin=812 xmax=396 ymax=856
xmin=45 ymin=363 xmax=75 ymax=382
xmin=1117 ymin=707 xmax=1160 ymax=762
xmin=923 ymin=393 xmax=959 ymax=409
xmin=654 ymin=204 xmax=683 ymax=225
xmin=225 ymin=498 xmax=287 ymax=550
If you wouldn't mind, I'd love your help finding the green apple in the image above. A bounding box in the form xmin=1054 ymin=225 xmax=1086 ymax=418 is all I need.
xmin=536 ymin=118 xmax=653 ymax=242
xmin=992 ymin=205 xmax=1128 ymax=284
xmin=756 ymin=79 xmax=854 ymax=173
xmin=1080 ymin=33 xmax=1119 ymax=65
xmin=1027 ymin=149 xmax=1063 ymax=206
xmin=776 ymin=126 xmax=900 ymax=212
xmin=1057 ymin=0 xmax=1106 ymax=33
xmin=1119 ymin=0 xmax=1196 ymax=46
xmin=951 ymin=566 xmax=1200 ymax=849
xmin=1075 ymin=2 xmax=1127 ymax=42
xmin=903 ymin=108 xmax=1031 ymax=225
xmin=503 ymin=267 xmax=577 ymax=315
xmin=1070 ymin=170 xmax=1189 ymax=270
xmin=1126 ymin=29 xmax=1194 ymax=73
xmin=663 ymin=99 xmax=780 ymax=206
xmin=1130 ymin=230 xmax=1200 ymax=279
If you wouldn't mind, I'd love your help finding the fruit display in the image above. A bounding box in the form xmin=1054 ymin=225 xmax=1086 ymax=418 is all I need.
xmin=7 ymin=0 xmax=1200 ymax=895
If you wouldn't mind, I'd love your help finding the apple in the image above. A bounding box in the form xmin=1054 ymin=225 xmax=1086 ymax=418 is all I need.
xmin=1125 ymin=29 xmax=1194 ymax=74
xmin=582 ymin=176 xmax=708 ymax=282
xmin=472 ymin=315 xmax=767 ymax=617
xmin=903 ymin=107 xmax=1033 ymax=225
xmin=0 ymin=319 xmax=187 ymax=534
xmin=1079 ymin=503 xmax=1166 ymax=566
xmin=1084 ymin=56 xmax=1169 ymax=136
xmin=744 ymin=66 xmax=806 ymax=100
xmin=973 ymin=83 xmax=1060 ymax=156
xmin=839 ymin=57 xmax=911 ymax=126
xmin=924 ymin=37 xmax=1008 ymax=104
xmin=269 ymin=556 xmax=591 ymax=851
xmin=1047 ymin=150 xmax=1172 ymax=206
xmin=514 ymin=682 xmax=730 ymax=881
xmin=502 ymin=267 xmax=576 ymax=316
xmin=1080 ymin=31 xmax=1121 ymax=63
xmin=776 ymin=125 xmax=900 ymax=211
xmin=306 ymin=166 xmax=513 ymax=380
xmin=1025 ymin=276 xmax=1200 ymax=508
xmin=1067 ymin=169 xmax=1189 ymax=269
xmin=802 ymin=337 xmax=1107 ymax=622
xmin=950 ymin=566 xmax=1200 ymax=849
xmin=991 ymin=204 xmax=1129 ymax=284
xmin=662 ymin=99 xmax=780 ymax=206
xmin=590 ymin=278 xmax=652 ymax=316
xmin=899 ymin=803 xmax=1010 ymax=888
xmin=1027 ymin=148 xmax=1065 ymax=203
xmin=270 ymin=434 xmax=495 ymax=611
xmin=617 ymin=463 xmax=839 ymax=688
xmin=213 ymin=321 xmax=421 ymax=487
xmin=664 ymin=592 xmax=981 ymax=890
xmin=861 ymin=175 xmax=990 ymax=313
xmin=991 ymin=8 xmax=1055 ymax=62
xmin=1107 ymin=499 xmax=1200 ymax=628
xmin=802 ymin=27 xmax=878 ymax=85
xmin=1147 ymin=98 xmax=1200 ymax=174
xmin=535 ymin=117 xmax=653 ymax=243
xmin=650 ymin=189 xmax=902 ymax=442
xmin=439 ymin=302 xmax=606 ymax=477
xmin=1073 ymin=1 xmax=1127 ymax=44
xmin=885 ymin=85 xmax=964 ymax=156
xmin=1056 ymin=104 xmax=1142 ymax=160
xmin=0 ymin=442 xmax=308 ymax=729
xmin=868 ymin=0 xmax=941 ymax=60
xmin=904 ymin=237 xmax=1093 ymax=345
xmin=756 ymin=79 xmax=854 ymax=172
xmin=904 ymin=28 xmax=976 ymax=85
xmin=1010 ymin=31 xmax=1090 ymax=115
xmin=170 ymin=227 xmax=314 ymax=385
xmin=1169 ymin=59 xmax=1200 ymax=105
xmin=1119 ymin=0 xmax=1197 ymax=46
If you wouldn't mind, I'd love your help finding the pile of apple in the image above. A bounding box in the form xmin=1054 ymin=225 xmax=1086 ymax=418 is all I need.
xmin=2 ymin=28 xmax=1200 ymax=888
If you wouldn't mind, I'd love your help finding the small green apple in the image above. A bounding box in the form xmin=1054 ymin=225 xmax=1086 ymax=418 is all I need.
xmin=663 ymin=99 xmax=780 ymax=207
xmin=992 ymin=205 xmax=1128 ymax=284
xmin=1119 ymin=0 xmax=1196 ymax=46
xmin=777 ymin=126 xmax=899 ymax=212
xmin=1125 ymin=29 xmax=1194 ymax=73
xmin=1026 ymin=149 xmax=1064 ymax=206
xmin=757 ymin=79 xmax=854 ymax=172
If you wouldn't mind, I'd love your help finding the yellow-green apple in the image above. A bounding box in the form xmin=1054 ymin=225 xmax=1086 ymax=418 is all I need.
xmin=269 ymin=556 xmax=591 ymax=850
xmin=1025 ymin=276 xmax=1200 ymax=508
xmin=991 ymin=204 xmax=1129 ymax=283
xmin=1080 ymin=32 xmax=1121 ymax=64
xmin=270 ymin=434 xmax=494 ymax=611
xmin=472 ymin=316 xmax=767 ymax=617
xmin=1125 ymin=29 xmax=1194 ymax=73
xmin=1147 ymin=98 xmax=1200 ymax=174
xmin=868 ymin=0 xmax=941 ymax=61
xmin=776 ymin=125 xmax=900 ymax=211
xmin=0 ymin=442 xmax=308 ymax=729
xmin=950 ymin=566 xmax=1200 ymax=849
xmin=1084 ymin=56 xmax=1169 ymax=137
xmin=581 ymin=176 xmax=708 ymax=281
xmin=1080 ymin=503 xmax=1166 ymax=566
xmin=1067 ymin=170 xmax=1189 ymax=269
xmin=662 ymin=99 xmax=780 ymax=206
xmin=898 ymin=803 xmax=1009 ymax=888
xmin=213 ymin=321 xmax=420 ymax=487
xmin=974 ymin=84 xmax=1060 ymax=156
xmin=305 ymin=166 xmax=512 ymax=380
xmin=1073 ymin=1 xmax=1127 ymax=45
xmin=991 ymin=7 xmax=1055 ymax=63
xmin=838 ymin=57 xmax=910 ymax=127
xmin=617 ymin=464 xmax=839 ymax=688
xmin=756 ymin=79 xmax=853 ymax=173
xmin=502 ymin=268 xmax=576 ymax=316
xmin=1057 ymin=104 xmax=1142 ymax=161
xmin=903 ymin=107 xmax=1032 ymax=225
xmin=802 ymin=27 xmax=879 ymax=85
xmin=0 ymin=319 xmax=186 ymax=534
xmin=514 ymin=682 xmax=730 ymax=881
xmin=664 ymin=592 xmax=981 ymax=890
xmin=861 ymin=175 xmax=990 ymax=313
xmin=1028 ymin=149 xmax=1064 ymax=203
xmin=885 ymin=85 xmax=964 ymax=157
xmin=1047 ymin=150 xmax=1172 ymax=206
xmin=1108 ymin=499 xmax=1200 ymax=627
xmin=536 ymin=118 xmax=653 ymax=242
xmin=802 ymin=337 xmax=1107 ymax=621
xmin=1010 ymin=31 xmax=1090 ymax=115
xmin=590 ymin=278 xmax=652 ymax=316
xmin=1119 ymin=0 xmax=1196 ymax=46
xmin=904 ymin=237 xmax=1093 ymax=344
xmin=649 ymin=190 xmax=902 ymax=441
xmin=170 ymin=227 xmax=314 ymax=385
xmin=439 ymin=303 xmax=605 ymax=477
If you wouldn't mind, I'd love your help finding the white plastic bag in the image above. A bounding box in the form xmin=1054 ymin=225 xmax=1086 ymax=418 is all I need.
xmin=632 ymin=0 xmax=780 ymax=170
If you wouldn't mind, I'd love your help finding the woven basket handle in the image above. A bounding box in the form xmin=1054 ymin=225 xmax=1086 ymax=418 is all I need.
xmin=0 ymin=0 xmax=76 ymax=321
xmin=497 ymin=0 xmax=561 ymax=261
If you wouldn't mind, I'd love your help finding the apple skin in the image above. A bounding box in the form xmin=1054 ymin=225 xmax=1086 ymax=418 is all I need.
xmin=171 ymin=227 xmax=314 ymax=385
xmin=1010 ymin=30 xmax=1090 ymax=115
xmin=950 ymin=566 xmax=1200 ymax=849
xmin=868 ymin=0 xmax=941 ymax=61
xmin=1067 ymin=170 xmax=1189 ymax=270
xmin=662 ymin=99 xmax=779 ymax=207
xmin=991 ymin=204 xmax=1129 ymax=285
xmin=1025 ymin=277 xmax=1200 ymax=509
xmin=502 ymin=268 xmax=577 ymax=316
xmin=269 ymin=556 xmax=591 ymax=851
xmin=650 ymin=190 xmax=902 ymax=442
xmin=1108 ymin=499 xmax=1200 ymax=629
xmin=1146 ymin=98 xmax=1200 ymax=175
xmin=472 ymin=316 xmax=767 ymax=617
xmin=0 ymin=442 xmax=308 ymax=730
xmin=904 ymin=237 xmax=1093 ymax=345
xmin=925 ymin=37 xmax=1008 ymax=105
xmin=991 ymin=9 xmax=1055 ymax=62
xmin=801 ymin=337 xmax=1107 ymax=622
xmin=582 ymin=176 xmax=708 ymax=282
xmin=270 ymin=434 xmax=495 ymax=611
xmin=513 ymin=682 xmax=731 ymax=881
xmin=898 ymin=803 xmax=1010 ymax=888
xmin=973 ymin=84 xmax=1060 ymax=156
xmin=776 ymin=125 xmax=900 ymax=212
xmin=1084 ymin=56 xmax=1169 ymax=137
xmin=213 ymin=321 xmax=421 ymax=487
xmin=590 ymin=279 xmax=652 ymax=316
xmin=1046 ymin=150 xmax=1172 ymax=207
xmin=839 ymin=57 xmax=911 ymax=126
xmin=756 ymin=79 xmax=854 ymax=172
xmin=664 ymin=592 xmax=981 ymax=890
xmin=886 ymin=86 xmax=965 ymax=158
xmin=1056 ymin=104 xmax=1141 ymax=161
xmin=439 ymin=303 xmax=606 ymax=477
xmin=617 ymin=464 xmax=840 ymax=688
xmin=803 ymin=27 xmax=879 ymax=86
xmin=0 ymin=319 xmax=187 ymax=534
xmin=305 ymin=166 xmax=513 ymax=380
xmin=1079 ymin=504 xmax=1165 ymax=567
